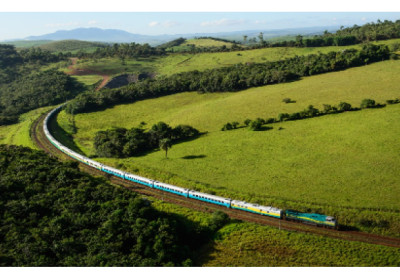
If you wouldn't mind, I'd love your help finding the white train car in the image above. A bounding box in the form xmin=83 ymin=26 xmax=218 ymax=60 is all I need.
xmin=231 ymin=200 xmax=282 ymax=219
xmin=101 ymin=164 xmax=125 ymax=179
xmin=124 ymin=172 xmax=154 ymax=188
xmin=188 ymin=190 xmax=231 ymax=207
xmin=153 ymin=181 xmax=189 ymax=197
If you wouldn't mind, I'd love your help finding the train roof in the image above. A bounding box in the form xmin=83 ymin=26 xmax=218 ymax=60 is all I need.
xmin=188 ymin=190 xmax=231 ymax=202
xmin=231 ymin=200 xmax=282 ymax=212
xmin=125 ymin=172 xmax=153 ymax=183
xmin=154 ymin=181 xmax=188 ymax=191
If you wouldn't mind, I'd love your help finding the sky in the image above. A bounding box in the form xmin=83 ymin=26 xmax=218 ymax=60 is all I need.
xmin=1 ymin=1 xmax=400 ymax=41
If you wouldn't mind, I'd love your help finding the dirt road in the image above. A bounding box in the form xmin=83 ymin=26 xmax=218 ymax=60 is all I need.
xmin=66 ymin=57 xmax=110 ymax=91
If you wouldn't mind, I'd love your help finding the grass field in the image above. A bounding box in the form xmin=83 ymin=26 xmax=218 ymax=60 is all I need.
xmin=56 ymin=59 xmax=400 ymax=235
xmin=58 ymin=58 xmax=400 ymax=232
xmin=0 ymin=107 xmax=51 ymax=149
xmin=152 ymin=198 xmax=400 ymax=266
xmin=200 ymin=222 xmax=400 ymax=266
xmin=69 ymin=38 xmax=400 ymax=77
xmin=71 ymin=74 xmax=103 ymax=86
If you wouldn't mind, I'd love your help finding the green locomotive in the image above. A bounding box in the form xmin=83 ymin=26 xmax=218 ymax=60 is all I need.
xmin=285 ymin=209 xmax=338 ymax=229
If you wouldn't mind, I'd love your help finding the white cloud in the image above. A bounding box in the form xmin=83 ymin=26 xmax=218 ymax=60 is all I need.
xmin=255 ymin=20 xmax=267 ymax=25
xmin=149 ymin=20 xmax=179 ymax=28
xmin=149 ymin=21 xmax=160 ymax=27
xmin=201 ymin=18 xmax=246 ymax=27
xmin=163 ymin=20 xmax=179 ymax=27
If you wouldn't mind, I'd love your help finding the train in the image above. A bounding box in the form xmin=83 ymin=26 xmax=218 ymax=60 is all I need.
xmin=43 ymin=105 xmax=338 ymax=230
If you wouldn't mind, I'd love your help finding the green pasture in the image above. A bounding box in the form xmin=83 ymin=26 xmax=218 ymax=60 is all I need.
xmin=0 ymin=107 xmax=51 ymax=149
xmin=152 ymin=199 xmax=400 ymax=266
xmin=71 ymin=75 xmax=103 ymax=86
xmin=70 ymin=38 xmax=400 ymax=77
xmin=58 ymin=59 xmax=400 ymax=219
xmin=72 ymin=57 xmax=157 ymax=76
xmin=201 ymin=222 xmax=400 ymax=266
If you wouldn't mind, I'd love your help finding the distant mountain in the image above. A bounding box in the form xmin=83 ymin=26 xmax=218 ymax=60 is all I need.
xmin=5 ymin=26 xmax=341 ymax=46
xmin=24 ymin=28 xmax=158 ymax=44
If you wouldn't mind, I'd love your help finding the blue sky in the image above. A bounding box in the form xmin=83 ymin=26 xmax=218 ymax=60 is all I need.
xmin=1 ymin=1 xmax=400 ymax=41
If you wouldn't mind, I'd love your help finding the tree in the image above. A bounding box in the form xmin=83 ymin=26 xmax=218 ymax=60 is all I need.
xmin=360 ymin=99 xmax=376 ymax=108
xmin=258 ymin=32 xmax=264 ymax=46
xmin=243 ymin=35 xmax=248 ymax=44
xmin=159 ymin=138 xmax=172 ymax=158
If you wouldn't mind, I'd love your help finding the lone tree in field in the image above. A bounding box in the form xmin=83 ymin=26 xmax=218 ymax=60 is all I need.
xmin=159 ymin=138 xmax=172 ymax=158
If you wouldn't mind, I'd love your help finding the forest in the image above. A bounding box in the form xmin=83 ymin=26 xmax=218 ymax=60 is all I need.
xmin=0 ymin=145 xmax=226 ymax=266
xmin=0 ymin=45 xmax=83 ymax=125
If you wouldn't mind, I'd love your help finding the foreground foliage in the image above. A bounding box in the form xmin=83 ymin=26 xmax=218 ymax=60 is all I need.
xmin=0 ymin=145 xmax=206 ymax=266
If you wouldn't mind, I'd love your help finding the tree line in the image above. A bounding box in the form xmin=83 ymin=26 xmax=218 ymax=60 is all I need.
xmin=0 ymin=144 xmax=225 ymax=266
xmin=94 ymin=122 xmax=200 ymax=158
xmin=76 ymin=42 xmax=165 ymax=59
xmin=246 ymin=19 xmax=400 ymax=49
xmin=221 ymin=98 xmax=400 ymax=132
xmin=65 ymin=43 xmax=391 ymax=115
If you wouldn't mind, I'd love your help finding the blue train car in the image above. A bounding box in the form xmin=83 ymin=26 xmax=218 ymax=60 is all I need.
xmin=153 ymin=181 xmax=189 ymax=197
xmin=102 ymin=165 xmax=125 ymax=179
xmin=188 ymin=190 xmax=231 ymax=207
xmin=125 ymin=172 xmax=154 ymax=188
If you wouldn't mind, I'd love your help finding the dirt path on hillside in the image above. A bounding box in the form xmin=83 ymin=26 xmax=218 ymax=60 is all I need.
xmin=67 ymin=57 xmax=110 ymax=91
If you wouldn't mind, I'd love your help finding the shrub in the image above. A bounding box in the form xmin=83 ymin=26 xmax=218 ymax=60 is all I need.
xmin=208 ymin=211 xmax=230 ymax=232
xmin=249 ymin=119 xmax=263 ymax=131
xmin=265 ymin=118 xmax=276 ymax=124
xmin=277 ymin=113 xmax=290 ymax=122
xmin=338 ymin=102 xmax=352 ymax=112
xmin=360 ymin=99 xmax=376 ymax=109
xmin=386 ymin=98 xmax=400 ymax=105
xmin=221 ymin=122 xmax=233 ymax=131
xmin=244 ymin=119 xmax=252 ymax=126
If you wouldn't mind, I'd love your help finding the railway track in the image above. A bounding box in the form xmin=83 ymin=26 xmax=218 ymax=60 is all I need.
xmin=31 ymin=110 xmax=400 ymax=249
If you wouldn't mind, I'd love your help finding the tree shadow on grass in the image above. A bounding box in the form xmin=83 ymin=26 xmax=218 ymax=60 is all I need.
xmin=48 ymin=115 xmax=86 ymax=156
xmin=254 ymin=126 xmax=273 ymax=131
xmin=181 ymin=155 xmax=207 ymax=160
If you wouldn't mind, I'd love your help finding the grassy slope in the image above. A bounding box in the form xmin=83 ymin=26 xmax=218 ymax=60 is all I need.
xmin=201 ymin=222 xmax=400 ymax=266
xmin=0 ymin=106 xmax=51 ymax=149
xmin=154 ymin=199 xmax=400 ymax=267
xmin=71 ymin=38 xmax=400 ymax=77
xmin=57 ymin=59 xmax=400 ymax=227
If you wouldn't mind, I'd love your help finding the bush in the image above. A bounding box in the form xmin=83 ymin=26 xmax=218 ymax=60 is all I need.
xmin=386 ymin=98 xmax=400 ymax=104
xmin=277 ymin=113 xmax=290 ymax=122
xmin=208 ymin=211 xmax=230 ymax=232
xmin=244 ymin=119 xmax=251 ymax=126
xmin=360 ymin=99 xmax=376 ymax=109
xmin=221 ymin=122 xmax=233 ymax=131
xmin=338 ymin=102 xmax=352 ymax=112
xmin=249 ymin=119 xmax=263 ymax=131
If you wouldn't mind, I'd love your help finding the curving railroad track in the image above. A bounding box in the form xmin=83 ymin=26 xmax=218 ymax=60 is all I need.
xmin=30 ymin=110 xmax=400 ymax=249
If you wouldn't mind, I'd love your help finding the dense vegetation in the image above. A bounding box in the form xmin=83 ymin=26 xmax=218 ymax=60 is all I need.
xmin=250 ymin=19 xmax=400 ymax=48
xmin=94 ymin=122 xmax=199 ymax=158
xmin=0 ymin=145 xmax=213 ymax=266
xmin=77 ymin=42 xmax=165 ymax=59
xmin=38 ymin=40 xmax=108 ymax=53
xmin=0 ymin=44 xmax=82 ymax=125
xmin=65 ymin=43 xmax=391 ymax=114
